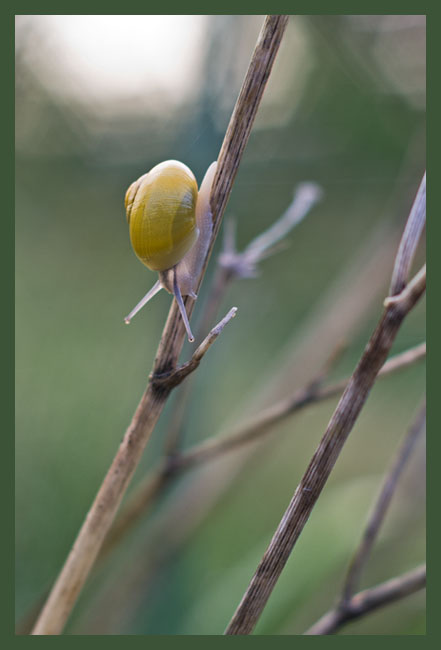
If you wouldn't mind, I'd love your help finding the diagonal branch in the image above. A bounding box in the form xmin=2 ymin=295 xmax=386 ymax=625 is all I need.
xmin=178 ymin=343 xmax=426 ymax=470
xmin=389 ymin=173 xmax=426 ymax=296
xmin=224 ymin=172 xmax=426 ymax=635
xmin=384 ymin=264 xmax=426 ymax=309
xmin=19 ymin=341 xmax=425 ymax=634
xmin=100 ymin=342 xmax=425 ymax=562
xmin=30 ymin=15 xmax=289 ymax=636
xmin=162 ymin=179 xmax=322 ymax=456
xmin=150 ymin=307 xmax=237 ymax=389
xmin=340 ymin=401 xmax=426 ymax=606
xmin=218 ymin=182 xmax=323 ymax=280
xmin=305 ymin=565 xmax=426 ymax=635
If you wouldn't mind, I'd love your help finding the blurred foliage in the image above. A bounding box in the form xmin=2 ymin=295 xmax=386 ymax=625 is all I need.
xmin=15 ymin=15 xmax=425 ymax=634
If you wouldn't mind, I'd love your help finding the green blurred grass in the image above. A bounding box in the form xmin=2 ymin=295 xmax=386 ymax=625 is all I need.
xmin=16 ymin=15 xmax=425 ymax=634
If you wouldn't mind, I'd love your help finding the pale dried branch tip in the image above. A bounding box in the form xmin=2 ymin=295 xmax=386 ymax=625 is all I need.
xmin=150 ymin=307 xmax=238 ymax=389
xmin=389 ymin=172 xmax=426 ymax=295
xmin=160 ymin=179 xmax=321 ymax=455
xmin=219 ymin=182 xmax=322 ymax=279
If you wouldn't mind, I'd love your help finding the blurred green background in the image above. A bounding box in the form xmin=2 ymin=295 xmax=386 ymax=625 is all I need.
xmin=15 ymin=15 xmax=426 ymax=635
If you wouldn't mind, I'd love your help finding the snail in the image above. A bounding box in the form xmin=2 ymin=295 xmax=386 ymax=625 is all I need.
xmin=124 ymin=160 xmax=217 ymax=342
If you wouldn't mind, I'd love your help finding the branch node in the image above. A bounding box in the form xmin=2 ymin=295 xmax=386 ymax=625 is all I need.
xmin=384 ymin=264 xmax=426 ymax=310
xmin=150 ymin=307 xmax=238 ymax=390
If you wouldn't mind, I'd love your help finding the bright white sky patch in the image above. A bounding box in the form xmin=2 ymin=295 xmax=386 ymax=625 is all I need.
xmin=18 ymin=15 xmax=207 ymax=111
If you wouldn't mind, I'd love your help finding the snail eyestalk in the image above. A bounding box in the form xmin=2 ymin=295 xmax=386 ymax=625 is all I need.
xmin=173 ymin=266 xmax=195 ymax=342
xmin=124 ymin=280 xmax=162 ymax=324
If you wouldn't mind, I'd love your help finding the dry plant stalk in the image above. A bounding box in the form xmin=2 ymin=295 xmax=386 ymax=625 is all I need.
xmin=31 ymin=15 xmax=289 ymax=636
xmin=77 ymin=178 xmax=424 ymax=632
xmin=340 ymin=401 xmax=426 ymax=606
xmin=18 ymin=342 xmax=425 ymax=636
xmin=18 ymin=172 xmax=424 ymax=634
xmin=104 ymin=342 xmax=425 ymax=556
xmin=163 ymin=181 xmax=323 ymax=456
xmin=130 ymin=150 xmax=427 ymax=620
xmin=304 ymin=400 xmax=426 ymax=634
xmin=224 ymin=173 xmax=426 ymax=635
xmin=305 ymin=565 xmax=426 ymax=635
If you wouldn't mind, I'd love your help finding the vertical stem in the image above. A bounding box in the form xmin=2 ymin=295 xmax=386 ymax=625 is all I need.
xmin=31 ymin=15 xmax=289 ymax=636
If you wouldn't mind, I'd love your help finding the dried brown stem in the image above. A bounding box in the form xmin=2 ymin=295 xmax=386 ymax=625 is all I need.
xmin=31 ymin=15 xmax=288 ymax=636
xmin=209 ymin=16 xmax=289 ymax=250
xmin=218 ymin=182 xmax=323 ymax=280
xmin=101 ymin=342 xmax=345 ymax=554
xmin=150 ymin=307 xmax=237 ymax=389
xmin=389 ymin=173 xmax=426 ymax=296
xmin=103 ymin=341 xmax=425 ymax=561
xmin=162 ymin=136 xmax=423 ymax=459
xmin=305 ymin=565 xmax=426 ymax=635
xmin=163 ymin=180 xmax=322 ymax=456
xmin=179 ymin=343 xmax=426 ymax=470
xmin=340 ymin=401 xmax=426 ymax=606
xmin=224 ymin=173 xmax=426 ymax=635
xmin=19 ymin=340 xmax=425 ymax=634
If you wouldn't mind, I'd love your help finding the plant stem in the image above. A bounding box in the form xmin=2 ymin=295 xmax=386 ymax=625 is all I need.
xmin=31 ymin=15 xmax=289 ymax=636
xmin=102 ymin=342 xmax=425 ymax=567
xmin=305 ymin=565 xmax=426 ymax=635
xmin=224 ymin=173 xmax=426 ymax=635
xmin=340 ymin=401 xmax=426 ymax=606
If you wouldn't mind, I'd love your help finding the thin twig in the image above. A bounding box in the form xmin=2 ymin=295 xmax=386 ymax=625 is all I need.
xmin=31 ymin=15 xmax=289 ymax=636
xmin=19 ymin=340 xmax=425 ymax=634
xmin=389 ymin=173 xmax=426 ymax=296
xmin=179 ymin=343 xmax=426 ymax=469
xmin=161 ymin=14 xmax=301 ymax=458
xmin=102 ymin=341 xmax=345 ymax=553
xmin=73 ymin=146 xmax=425 ymax=632
xmin=151 ymin=308 xmax=237 ymax=458
xmin=224 ymin=173 xmax=426 ymax=635
xmin=19 ymin=152 xmax=424 ymax=636
xmin=102 ymin=342 xmax=425 ymax=560
xmin=78 ymin=131 xmax=424 ymax=634
xmin=163 ymin=179 xmax=322 ymax=456
xmin=209 ymin=16 xmax=289 ymax=250
xmin=305 ymin=565 xmax=426 ymax=635
xmin=218 ymin=182 xmax=323 ymax=280
xmin=243 ymin=163 xmax=425 ymax=411
xmin=150 ymin=307 xmax=237 ymax=389
xmin=340 ymin=401 xmax=426 ymax=606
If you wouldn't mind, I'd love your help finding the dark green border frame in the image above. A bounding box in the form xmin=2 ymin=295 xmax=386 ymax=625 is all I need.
xmin=8 ymin=3 xmax=433 ymax=646
xmin=9 ymin=2 xmax=433 ymax=14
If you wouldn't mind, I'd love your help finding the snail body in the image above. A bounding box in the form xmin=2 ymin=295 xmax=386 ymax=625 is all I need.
xmin=124 ymin=159 xmax=217 ymax=341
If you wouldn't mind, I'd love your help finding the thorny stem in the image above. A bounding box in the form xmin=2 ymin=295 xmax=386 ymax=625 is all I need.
xmin=31 ymin=15 xmax=289 ymax=636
